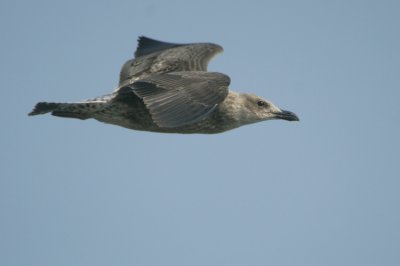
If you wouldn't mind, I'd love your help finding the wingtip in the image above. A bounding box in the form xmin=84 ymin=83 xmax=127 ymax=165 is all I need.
xmin=134 ymin=36 xmax=183 ymax=58
xmin=134 ymin=36 xmax=157 ymax=57
xmin=137 ymin=35 xmax=150 ymax=45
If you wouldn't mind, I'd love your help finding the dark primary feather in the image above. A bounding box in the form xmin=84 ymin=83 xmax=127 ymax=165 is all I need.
xmin=120 ymin=72 xmax=230 ymax=128
xmin=134 ymin=36 xmax=184 ymax=57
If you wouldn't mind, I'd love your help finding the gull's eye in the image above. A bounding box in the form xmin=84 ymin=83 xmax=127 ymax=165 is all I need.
xmin=257 ymin=100 xmax=267 ymax=107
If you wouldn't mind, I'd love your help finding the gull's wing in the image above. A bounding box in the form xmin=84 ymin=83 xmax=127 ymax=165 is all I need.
xmin=118 ymin=71 xmax=230 ymax=128
xmin=119 ymin=36 xmax=223 ymax=87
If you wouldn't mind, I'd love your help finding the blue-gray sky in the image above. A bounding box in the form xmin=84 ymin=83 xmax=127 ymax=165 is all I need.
xmin=1 ymin=0 xmax=400 ymax=265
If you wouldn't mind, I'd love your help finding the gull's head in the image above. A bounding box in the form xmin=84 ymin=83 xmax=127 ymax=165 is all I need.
xmin=240 ymin=94 xmax=299 ymax=123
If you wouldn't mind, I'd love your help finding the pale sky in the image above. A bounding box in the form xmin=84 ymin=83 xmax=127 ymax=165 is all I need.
xmin=1 ymin=0 xmax=400 ymax=265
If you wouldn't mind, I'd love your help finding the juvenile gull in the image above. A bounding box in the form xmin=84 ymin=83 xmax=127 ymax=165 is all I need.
xmin=29 ymin=36 xmax=299 ymax=134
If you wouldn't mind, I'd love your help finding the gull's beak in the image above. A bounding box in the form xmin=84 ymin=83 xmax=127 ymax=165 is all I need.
xmin=275 ymin=109 xmax=299 ymax=121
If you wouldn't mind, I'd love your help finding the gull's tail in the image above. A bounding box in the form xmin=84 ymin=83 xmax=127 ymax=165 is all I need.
xmin=28 ymin=101 xmax=100 ymax=120
xmin=29 ymin=102 xmax=61 ymax=115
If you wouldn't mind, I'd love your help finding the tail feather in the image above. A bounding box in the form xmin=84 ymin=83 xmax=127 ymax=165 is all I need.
xmin=28 ymin=102 xmax=60 ymax=116
xmin=28 ymin=101 xmax=95 ymax=120
xmin=51 ymin=110 xmax=90 ymax=120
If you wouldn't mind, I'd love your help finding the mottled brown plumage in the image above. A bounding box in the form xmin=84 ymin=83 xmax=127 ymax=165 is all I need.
xmin=29 ymin=36 xmax=298 ymax=134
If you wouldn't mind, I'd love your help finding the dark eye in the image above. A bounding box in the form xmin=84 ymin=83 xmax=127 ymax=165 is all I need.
xmin=257 ymin=100 xmax=267 ymax=107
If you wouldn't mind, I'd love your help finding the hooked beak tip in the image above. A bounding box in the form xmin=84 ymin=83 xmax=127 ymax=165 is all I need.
xmin=276 ymin=110 xmax=300 ymax=121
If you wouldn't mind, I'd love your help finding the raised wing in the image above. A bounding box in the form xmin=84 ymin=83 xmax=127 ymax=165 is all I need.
xmin=118 ymin=71 xmax=230 ymax=128
xmin=119 ymin=36 xmax=223 ymax=86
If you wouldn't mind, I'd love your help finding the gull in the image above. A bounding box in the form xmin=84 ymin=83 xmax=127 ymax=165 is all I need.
xmin=29 ymin=36 xmax=299 ymax=134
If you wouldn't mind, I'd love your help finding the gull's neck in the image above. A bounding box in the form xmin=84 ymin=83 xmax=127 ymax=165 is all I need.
xmin=217 ymin=91 xmax=260 ymax=126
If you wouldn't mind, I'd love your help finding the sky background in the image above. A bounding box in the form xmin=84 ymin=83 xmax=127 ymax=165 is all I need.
xmin=1 ymin=0 xmax=400 ymax=265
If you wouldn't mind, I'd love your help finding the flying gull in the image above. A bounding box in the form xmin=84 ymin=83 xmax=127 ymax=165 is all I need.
xmin=29 ymin=36 xmax=299 ymax=134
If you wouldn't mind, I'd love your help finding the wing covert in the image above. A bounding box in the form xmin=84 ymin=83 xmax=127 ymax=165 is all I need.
xmin=126 ymin=72 xmax=230 ymax=128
